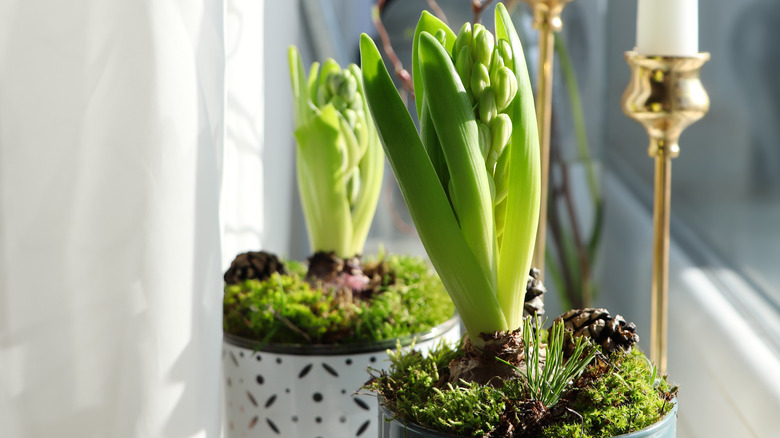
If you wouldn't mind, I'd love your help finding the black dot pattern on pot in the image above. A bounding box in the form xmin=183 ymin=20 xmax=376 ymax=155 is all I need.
xmin=246 ymin=391 xmax=258 ymax=407
xmin=356 ymin=420 xmax=371 ymax=436
xmin=266 ymin=418 xmax=280 ymax=434
xmin=322 ymin=363 xmax=339 ymax=377
xmin=354 ymin=397 xmax=370 ymax=411
xmin=224 ymin=344 xmax=428 ymax=437
xmin=298 ymin=363 xmax=313 ymax=378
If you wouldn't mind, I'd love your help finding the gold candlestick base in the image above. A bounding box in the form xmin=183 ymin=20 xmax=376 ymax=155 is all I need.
xmin=621 ymin=51 xmax=710 ymax=375
xmin=523 ymin=0 xmax=574 ymax=279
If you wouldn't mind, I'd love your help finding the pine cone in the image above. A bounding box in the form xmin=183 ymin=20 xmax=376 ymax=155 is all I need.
xmin=553 ymin=308 xmax=639 ymax=357
xmin=523 ymin=268 xmax=546 ymax=318
xmin=224 ymin=251 xmax=286 ymax=285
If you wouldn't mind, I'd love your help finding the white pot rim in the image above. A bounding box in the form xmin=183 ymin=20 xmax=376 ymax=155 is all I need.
xmin=223 ymin=314 xmax=460 ymax=356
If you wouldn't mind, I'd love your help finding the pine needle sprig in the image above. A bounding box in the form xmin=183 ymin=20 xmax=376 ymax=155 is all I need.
xmin=517 ymin=317 xmax=598 ymax=408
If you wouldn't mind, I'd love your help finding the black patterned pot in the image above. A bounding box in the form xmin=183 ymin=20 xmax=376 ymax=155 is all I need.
xmin=377 ymin=399 xmax=678 ymax=438
xmin=222 ymin=316 xmax=461 ymax=438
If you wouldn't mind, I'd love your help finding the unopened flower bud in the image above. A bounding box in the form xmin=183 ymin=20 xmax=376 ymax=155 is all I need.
xmin=317 ymin=84 xmax=330 ymax=107
xmin=474 ymin=28 xmax=494 ymax=67
xmin=454 ymin=22 xmax=472 ymax=58
xmin=470 ymin=62 xmax=490 ymax=98
xmin=471 ymin=24 xmax=485 ymax=55
xmin=479 ymin=88 xmax=498 ymax=125
xmin=326 ymin=72 xmax=343 ymax=97
xmin=494 ymin=67 xmax=518 ymax=111
xmin=455 ymin=46 xmax=474 ymax=101
xmin=343 ymin=108 xmax=358 ymax=129
xmin=330 ymin=95 xmax=348 ymax=112
xmin=493 ymin=146 xmax=510 ymax=204
xmin=489 ymin=48 xmax=505 ymax=85
xmin=498 ymin=39 xmax=513 ymax=67
xmin=435 ymin=29 xmax=447 ymax=47
xmin=338 ymin=72 xmax=358 ymax=102
xmin=488 ymin=114 xmax=512 ymax=169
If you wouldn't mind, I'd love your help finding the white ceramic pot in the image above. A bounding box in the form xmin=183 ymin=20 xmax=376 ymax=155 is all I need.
xmin=223 ymin=317 xmax=461 ymax=438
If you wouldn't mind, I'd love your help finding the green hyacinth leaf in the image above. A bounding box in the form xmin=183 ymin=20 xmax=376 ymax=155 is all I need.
xmin=494 ymin=2 xmax=541 ymax=330
xmin=360 ymin=34 xmax=508 ymax=341
xmin=418 ymin=31 xmax=497 ymax=290
xmin=412 ymin=11 xmax=457 ymax=120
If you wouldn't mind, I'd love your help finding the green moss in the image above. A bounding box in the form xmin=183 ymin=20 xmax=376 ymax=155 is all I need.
xmin=369 ymin=342 xmax=675 ymax=437
xmin=542 ymin=349 xmax=675 ymax=438
xmin=223 ymin=254 xmax=454 ymax=345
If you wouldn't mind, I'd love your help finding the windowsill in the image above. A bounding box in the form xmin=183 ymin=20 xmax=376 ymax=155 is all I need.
xmin=600 ymin=170 xmax=780 ymax=437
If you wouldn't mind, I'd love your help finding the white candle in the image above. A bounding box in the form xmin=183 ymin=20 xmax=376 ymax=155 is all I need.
xmin=636 ymin=0 xmax=698 ymax=57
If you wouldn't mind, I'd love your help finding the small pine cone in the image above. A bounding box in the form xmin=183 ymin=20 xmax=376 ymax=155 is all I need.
xmin=224 ymin=251 xmax=286 ymax=285
xmin=523 ymin=268 xmax=546 ymax=318
xmin=553 ymin=308 xmax=639 ymax=357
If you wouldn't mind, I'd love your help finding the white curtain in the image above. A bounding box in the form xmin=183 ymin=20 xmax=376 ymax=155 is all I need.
xmin=0 ymin=1 xmax=225 ymax=437
xmin=222 ymin=0 xmax=264 ymax=269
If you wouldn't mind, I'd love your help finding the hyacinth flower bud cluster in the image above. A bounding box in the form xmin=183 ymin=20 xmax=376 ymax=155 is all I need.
xmin=451 ymin=23 xmax=519 ymax=221
xmin=289 ymin=47 xmax=384 ymax=258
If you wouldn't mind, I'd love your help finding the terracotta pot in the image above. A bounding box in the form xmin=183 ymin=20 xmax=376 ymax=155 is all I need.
xmin=377 ymin=398 xmax=678 ymax=438
xmin=222 ymin=316 xmax=461 ymax=438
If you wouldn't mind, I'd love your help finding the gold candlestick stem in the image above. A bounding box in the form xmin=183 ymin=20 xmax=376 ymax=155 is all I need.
xmin=524 ymin=0 xmax=573 ymax=279
xmin=622 ymin=51 xmax=710 ymax=374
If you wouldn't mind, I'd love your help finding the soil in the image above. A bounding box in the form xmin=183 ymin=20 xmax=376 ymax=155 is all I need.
xmin=305 ymin=250 xmax=394 ymax=300
xmin=448 ymin=329 xmax=527 ymax=387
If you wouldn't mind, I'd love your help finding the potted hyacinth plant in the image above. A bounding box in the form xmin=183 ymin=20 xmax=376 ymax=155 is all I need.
xmin=359 ymin=4 xmax=677 ymax=437
xmin=221 ymin=48 xmax=460 ymax=438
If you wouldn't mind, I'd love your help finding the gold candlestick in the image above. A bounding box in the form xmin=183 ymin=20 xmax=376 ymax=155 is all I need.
xmin=621 ymin=51 xmax=710 ymax=374
xmin=523 ymin=0 xmax=574 ymax=279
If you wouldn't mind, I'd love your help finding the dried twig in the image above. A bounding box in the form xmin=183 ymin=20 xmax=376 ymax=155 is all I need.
xmin=472 ymin=0 xmax=496 ymax=24
xmin=426 ymin=0 xmax=449 ymax=24
xmin=384 ymin=177 xmax=417 ymax=236
xmin=372 ymin=0 xmax=414 ymax=95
